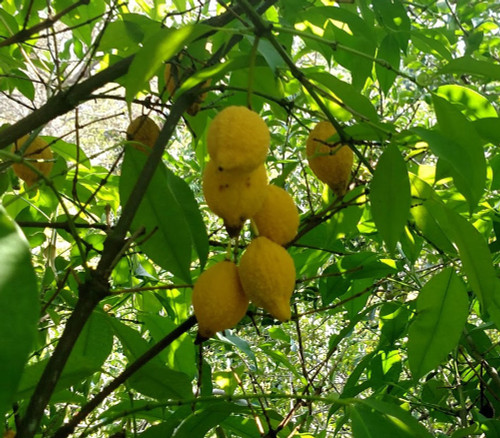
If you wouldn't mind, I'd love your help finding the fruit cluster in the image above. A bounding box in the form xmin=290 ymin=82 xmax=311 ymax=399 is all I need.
xmin=193 ymin=105 xmax=300 ymax=339
xmin=193 ymin=108 xmax=354 ymax=339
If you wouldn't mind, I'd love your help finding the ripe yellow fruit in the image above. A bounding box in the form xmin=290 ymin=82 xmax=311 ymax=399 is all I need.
xmin=192 ymin=260 xmax=249 ymax=339
xmin=207 ymin=106 xmax=270 ymax=172
xmin=126 ymin=115 xmax=160 ymax=154
xmin=252 ymin=184 xmax=299 ymax=246
xmin=203 ymin=160 xmax=268 ymax=236
xmin=306 ymin=121 xmax=353 ymax=197
xmin=238 ymin=236 xmax=296 ymax=321
xmin=164 ymin=62 xmax=180 ymax=96
xmin=12 ymin=135 xmax=53 ymax=187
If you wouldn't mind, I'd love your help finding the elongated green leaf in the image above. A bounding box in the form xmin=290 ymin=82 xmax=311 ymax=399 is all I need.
xmin=409 ymin=174 xmax=456 ymax=254
xmin=125 ymin=24 xmax=208 ymax=103
xmin=376 ymin=33 xmax=400 ymax=94
xmin=351 ymin=398 xmax=433 ymax=438
xmin=370 ymin=143 xmax=411 ymax=254
xmin=173 ymin=403 xmax=246 ymax=438
xmin=308 ymin=71 xmax=379 ymax=122
xmin=120 ymin=147 xmax=193 ymax=282
xmin=0 ymin=208 xmax=39 ymax=419
xmin=108 ymin=318 xmax=192 ymax=399
xmin=410 ymin=29 xmax=452 ymax=61
xmin=408 ymin=268 xmax=468 ymax=379
xmin=439 ymin=57 xmax=500 ymax=81
xmin=166 ymin=169 xmax=209 ymax=270
xmin=425 ymin=199 xmax=493 ymax=308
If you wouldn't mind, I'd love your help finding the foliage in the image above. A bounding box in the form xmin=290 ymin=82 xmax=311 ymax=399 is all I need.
xmin=1 ymin=0 xmax=500 ymax=437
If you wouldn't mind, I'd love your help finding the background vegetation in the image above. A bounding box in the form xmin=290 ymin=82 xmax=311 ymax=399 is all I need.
xmin=1 ymin=0 xmax=500 ymax=436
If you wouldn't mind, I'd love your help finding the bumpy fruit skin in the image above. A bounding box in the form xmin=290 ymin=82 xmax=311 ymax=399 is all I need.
xmin=252 ymin=185 xmax=299 ymax=246
xmin=306 ymin=121 xmax=353 ymax=197
xmin=126 ymin=115 xmax=160 ymax=154
xmin=192 ymin=260 xmax=249 ymax=339
xmin=12 ymin=135 xmax=53 ymax=187
xmin=207 ymin=106 xmax=270 ymax=172
xmin=203 ymin=160 xmax=268 ymax=235
xmin=238 ymin=236 xmax=296 ymax=321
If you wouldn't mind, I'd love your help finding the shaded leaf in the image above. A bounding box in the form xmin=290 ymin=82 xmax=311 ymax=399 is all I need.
xmin=439 ymin=57 xmax=500 ymax=81
xmin=376 ymin=33 xmax=400 ymax=94
xmin=120 ymin=147 xmax=194 ymax=282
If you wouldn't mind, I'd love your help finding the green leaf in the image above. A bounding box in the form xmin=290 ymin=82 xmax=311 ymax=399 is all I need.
xmin=16 ymin=312 xmax=113 ymax=400
xmin=125 ymin=24 xmax=208 ymax=103
xmin=141 ymin=314 xmax=196 ymax=378
xmin=372 ymin=0 xmax=411 ymax=52
xmin=438 ymin=57 xmax=500 ymax=81
xmin=370 ymin=143 xmax=411 ymax=254
xmin=407 ymin=268 xmax=469 ymax=379
xmin=67 ymin=311 xmax=113 ymax=369
xmin=165 ymin=168 xmax=209 ymax=270
xmin=108 ymin=318 xmax=192 ymax=400
xmin=473 ymin=117 xmax=500 ymax=145
xmin=431 ymin=95 xmax=486 ymax=207
xmin=173 ymin=403 xmax=247 ymax=438
xmin=413 ymin=126 xmax=485 ymax=212
xmin=120 ymin=147 xmax=194 ymax=282
xmin=422 ymin=198 xmax=500 ymax=329
xmin=307 ymin=71 xmax=379 ymax=122
xmin=376 ymin=33 xmax=400 ymax=94
xmin=351 ymin=398 xmax=433 ymax=438
xmin=0 ymin=207 xmax=39 ymax=420
xmin=410 ymin=29 xmax=452 ymax=61
xmin=436 ymin=85 xmax=497 ymax=120
xmin=46 ymin=137 xmax=91 ymax=169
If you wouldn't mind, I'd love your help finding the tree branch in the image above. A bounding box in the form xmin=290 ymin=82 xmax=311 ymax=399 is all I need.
xmin=0 ymin=0 xmax=91 ymax=48
xmin=53 ymin=316 xmax=197 ymax=438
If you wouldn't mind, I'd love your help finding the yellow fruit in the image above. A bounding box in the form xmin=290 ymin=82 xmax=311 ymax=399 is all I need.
xmin=238 ymin=236 xmax=296 ymax=321
xmin=192 ymin=260 xmax=249 ymax=339
xmin=164 ymin=62 xmax=181 ymax=96
xmin=252 ymin=184 xmax=299 ymax=246
xmin=207 ymin=106 xmax=270 ymax=172
xmin=306 ymin=121 xmax=353 ymax=197
xmin=203 ymin=160 xmax=268 ymax=236
xmin=126 ymin=115 xmax=160 ymax=154
xmin=12 ymin=135 xmax=53 ymax=187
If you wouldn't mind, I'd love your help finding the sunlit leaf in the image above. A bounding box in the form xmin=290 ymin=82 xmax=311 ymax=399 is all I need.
xmin=370 ymin=143 xmax=411 ymax=254
xmin=0 ymin=207 xmax=39 ymax=420
xmin=408 ymin=268 xmax=468 ymax=379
